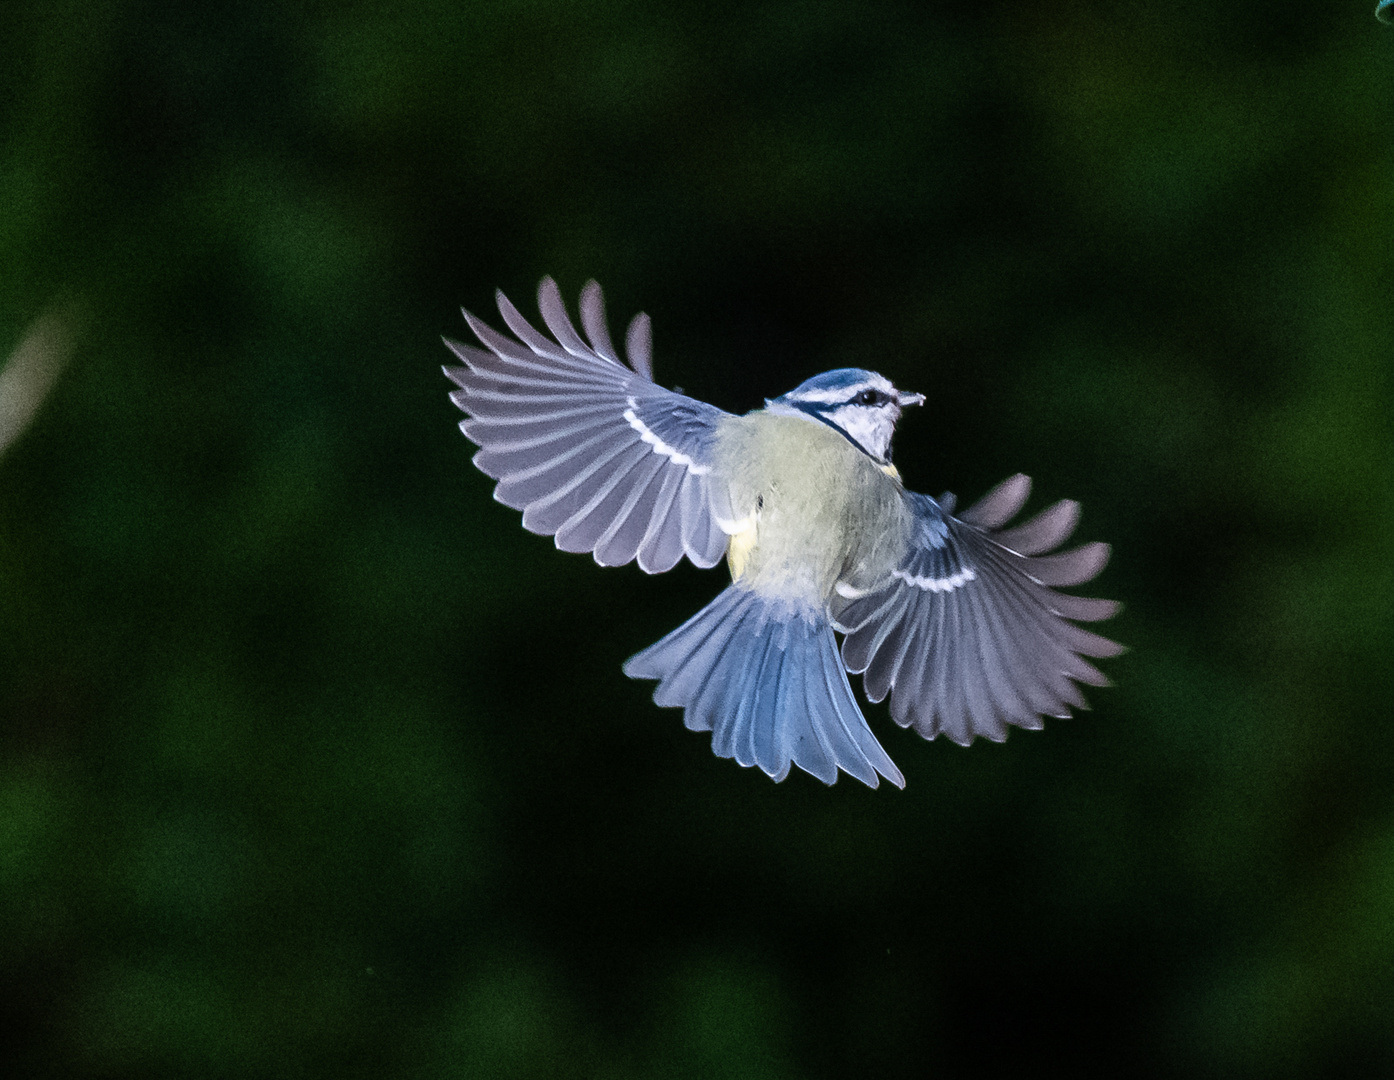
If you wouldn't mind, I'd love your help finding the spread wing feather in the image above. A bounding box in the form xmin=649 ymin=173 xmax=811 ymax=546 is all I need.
xmin=445 ymin=278 xmax=735 ymax=573
xmin=836 ymin=475 xmax=1122 ymax=745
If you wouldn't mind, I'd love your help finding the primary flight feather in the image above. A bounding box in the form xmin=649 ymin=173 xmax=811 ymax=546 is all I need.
xmin=444 ymin=278 xmax=1121 ymax=788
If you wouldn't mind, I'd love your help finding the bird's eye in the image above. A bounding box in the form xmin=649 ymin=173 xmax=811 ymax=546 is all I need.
xmin=853 ymin=389 xmax=886 ymax=406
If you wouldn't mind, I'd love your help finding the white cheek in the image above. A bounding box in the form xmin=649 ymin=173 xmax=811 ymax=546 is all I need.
xmin=833 ymin=408 xmax=892 ymax=460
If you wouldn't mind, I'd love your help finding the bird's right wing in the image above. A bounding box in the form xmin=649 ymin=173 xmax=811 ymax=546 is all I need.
xmin=834 ymin=475 xmax=1123 ymax=745
xmin=445 ymin=278 xmax=737 ymax=573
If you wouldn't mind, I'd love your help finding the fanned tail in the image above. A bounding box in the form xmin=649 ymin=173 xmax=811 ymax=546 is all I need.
xmin=623 ymin=587 xmax=904 ymax=788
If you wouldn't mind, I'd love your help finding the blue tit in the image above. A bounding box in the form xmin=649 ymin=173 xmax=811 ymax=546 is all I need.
xmin=444 ymin=278 xmax=1122 ymax=788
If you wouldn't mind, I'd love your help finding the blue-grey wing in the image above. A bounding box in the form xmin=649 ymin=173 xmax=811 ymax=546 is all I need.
xmin=444 ymin=278 xmax=735 ymax=573
xmin=835 ymin=474 xmax=1123 ymax=745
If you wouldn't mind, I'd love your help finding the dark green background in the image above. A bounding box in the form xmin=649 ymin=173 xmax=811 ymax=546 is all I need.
xmin=3 ymin=1 xmax=1391 ymax=1076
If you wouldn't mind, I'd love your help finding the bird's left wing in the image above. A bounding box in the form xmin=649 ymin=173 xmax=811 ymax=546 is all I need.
xmin=445 ymin=278 xmax=736 ymax=573
xmin=834 ymin=474 xmax=1123 ymax=745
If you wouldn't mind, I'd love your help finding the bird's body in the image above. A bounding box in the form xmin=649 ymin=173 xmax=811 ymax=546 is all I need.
xmin=714 ymin=410 xmax=908 ymax=601
xmin=445 ymin=278 xmax=1121 ymax=788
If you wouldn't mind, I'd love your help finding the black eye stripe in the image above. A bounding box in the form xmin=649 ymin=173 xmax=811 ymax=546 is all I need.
xmin=852 ymin=389 xmax=886 ymax=406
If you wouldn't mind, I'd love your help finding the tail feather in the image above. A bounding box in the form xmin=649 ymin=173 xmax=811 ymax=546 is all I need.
xmin=712 ymin=622 xmax=776 ymax=771
xmin=649 ymin=598 xmax=743 ymax=712
xmin=790 ymin=646 xmax=837 ymax=783
xmin=816 ymin=626 xmax=897 ymax=787
xmin=750 ymin=623 xmax=789 ymax=778
xmin=624 ymin=587 xmax=905 ymax=788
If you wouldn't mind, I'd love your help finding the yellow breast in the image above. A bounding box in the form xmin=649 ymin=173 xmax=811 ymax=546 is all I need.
xmin=726 ymin=518 xmax=759 ymax=581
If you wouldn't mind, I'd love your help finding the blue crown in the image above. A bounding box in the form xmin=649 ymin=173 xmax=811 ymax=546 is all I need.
xmin=774 ymin=369 xmax=883 ymax=406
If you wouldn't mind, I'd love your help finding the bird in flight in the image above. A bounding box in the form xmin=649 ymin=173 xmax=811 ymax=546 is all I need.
xmin=444 ymin=278 xmax=1121 ymax=788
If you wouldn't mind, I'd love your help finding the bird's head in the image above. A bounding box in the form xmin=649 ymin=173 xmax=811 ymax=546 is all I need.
xmin=769 ymin=368 xmax=924 ymax=464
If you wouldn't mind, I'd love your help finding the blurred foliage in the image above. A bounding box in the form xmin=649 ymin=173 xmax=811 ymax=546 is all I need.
xmin=2 ymin=1 xmax=1392 ymax=1077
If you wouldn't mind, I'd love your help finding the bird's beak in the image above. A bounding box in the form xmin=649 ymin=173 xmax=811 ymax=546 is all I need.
xmin=896 ymin=390 xmax=925 ymax=408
